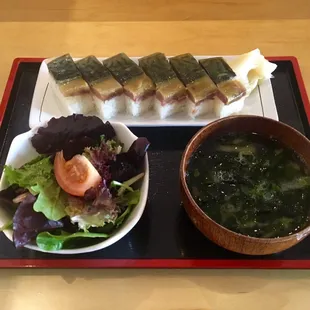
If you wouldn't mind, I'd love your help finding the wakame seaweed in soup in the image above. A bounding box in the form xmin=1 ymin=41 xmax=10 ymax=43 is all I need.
xmin=186 ymin=132 xmax=310 ymax=238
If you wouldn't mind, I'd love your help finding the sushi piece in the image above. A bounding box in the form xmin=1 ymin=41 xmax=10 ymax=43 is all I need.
xmin=103 ymin=53 xmax=155 ymax=117
xmin=47 ymin=54 xmax=95 ymax=115
xmin=199 ymin=57 xmax=247 ymax=118
xmin=227 ymin=49 xmax=277 ymax=95
xmin=169 ymin=53 xmax=225 ymax=118
xmin=139 ymin=52 xmax=187 ymax=119
xmin=76 ymin=56 xmax=125 ymax=119
xmin=199 ymin=57 xmax=246 ymax=103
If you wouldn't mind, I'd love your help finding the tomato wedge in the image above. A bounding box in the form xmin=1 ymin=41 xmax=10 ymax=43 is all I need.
xmin=54 ymin=151 xmax=102 ymax=197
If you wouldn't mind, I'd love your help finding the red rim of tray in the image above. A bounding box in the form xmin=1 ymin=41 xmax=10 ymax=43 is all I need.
xmin=0 ymin=56 xmax=309 ymax=269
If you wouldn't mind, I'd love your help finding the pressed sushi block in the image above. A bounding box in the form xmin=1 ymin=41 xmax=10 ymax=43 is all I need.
xmin=199 ymin=57 xmax=247 ymax=118
xmin=47 ymin=54 xmax=95 ymax=115
xmin=197 ymin=49 xmax=277 ymax=118
xmin=76 ymin=56 xmax=125 ymax=120
xmin=139 ymin=52 xmax=187 ymax=119
xmin=103 ymin=53 xmax=156 ymax=117
xmin=169 ymin=53 xmax=225 ymax=119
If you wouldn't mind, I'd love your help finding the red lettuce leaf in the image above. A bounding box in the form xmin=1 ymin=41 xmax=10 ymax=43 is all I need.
xmin=76 ymin=181 xmax=119 ymax=216
xmin=109 ymin=137 xmax=150 ymax=182
xmin=0 ymin=184 xmax=26 ymax=201
xmin=31 ymin=114 xmax=116 ymax=160
xmin=13 ymin=194 xmax=64 ymax=248
xmin=84 ymin=141 xmax=117 ymax=181
xmin=92 ymin=184 xmax=119 ymax=216
xmin=66 ymin=183 xmax=120 ymax=230
xmin=0 ymin=185 xmax=24 ymax=220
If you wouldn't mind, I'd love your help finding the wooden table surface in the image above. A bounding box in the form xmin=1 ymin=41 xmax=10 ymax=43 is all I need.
xmin=1 ymin=1 xmax=310 ymax=309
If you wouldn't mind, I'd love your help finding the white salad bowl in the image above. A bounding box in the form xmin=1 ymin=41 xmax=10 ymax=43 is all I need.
xmin=0 ymin=121 xmax=149 ymax=254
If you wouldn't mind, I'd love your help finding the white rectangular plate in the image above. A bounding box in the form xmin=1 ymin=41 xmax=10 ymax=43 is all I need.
xmin=29 ymin=56 xmax=278 ymax=128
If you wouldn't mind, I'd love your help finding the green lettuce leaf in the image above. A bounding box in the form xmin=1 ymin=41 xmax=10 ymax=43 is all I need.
xmin=36 ymin=231 xmax=109 ymax=251
xmin=115 ymin=189 xmax=141 ymax=207
xmin=115 ymin=206 xmax=133 ymax=228
xmin=4 ymin=155 xmax=66 ymax=221
xmin=4 ymin=155 xmax=53 ymax=189
xmin=31 ymin=179 xmax=67 ymax=221
xmin=70 ymin=212 xmax=116 ymax=231
xmin=110 ymin=172 xmax=144 ymax=196
xmin=110 ymin=180 xmax=134 ymax=194
xmin=115 ymin=190 xmax=141 ymax=228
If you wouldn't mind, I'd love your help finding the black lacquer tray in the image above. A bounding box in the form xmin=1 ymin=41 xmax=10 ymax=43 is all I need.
xmin=0 ymin=57 xmax=309 ymax=268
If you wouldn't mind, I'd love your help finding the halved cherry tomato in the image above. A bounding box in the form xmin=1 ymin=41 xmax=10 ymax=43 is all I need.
xmin=54 ymin=151 xmax=102 ymax=197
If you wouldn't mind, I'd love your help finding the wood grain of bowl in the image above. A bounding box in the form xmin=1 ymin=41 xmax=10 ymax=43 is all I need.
xmin=180 ymin=115 xmax=310 ymax=255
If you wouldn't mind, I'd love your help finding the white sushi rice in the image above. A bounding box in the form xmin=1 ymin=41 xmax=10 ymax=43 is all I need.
xmin=126 ymin=96 xmax=154 ymax=117
xmin=153 ymin=98 xmax=186 ymax=119
xmin=187 ymin=98 xmax=217 ymax=118
xmin=214 ymin=97 xmax=245 ymax=118
xmin=49 ymin=76 xmax=95 ymax=116
xmin=187 ymin=97 xmax=245 ymax=119
xmin=93 ymin=94 xmax=125 ymax=120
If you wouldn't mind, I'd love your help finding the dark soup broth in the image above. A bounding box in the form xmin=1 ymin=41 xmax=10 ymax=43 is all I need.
xmin=186 ymin=132 xmax=310 ymax=238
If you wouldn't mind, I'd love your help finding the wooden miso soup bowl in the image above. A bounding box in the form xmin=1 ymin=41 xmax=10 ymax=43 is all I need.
xmin=180 ymin=115 xmax=310 ymax=255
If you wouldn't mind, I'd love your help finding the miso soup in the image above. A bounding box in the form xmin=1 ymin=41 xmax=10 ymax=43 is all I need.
xmin=186 ymin=132 xmax=310 ymax=238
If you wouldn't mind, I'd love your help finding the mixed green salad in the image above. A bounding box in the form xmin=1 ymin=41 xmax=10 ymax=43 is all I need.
xmin=0 ymin=115 xmax=149 ymax=251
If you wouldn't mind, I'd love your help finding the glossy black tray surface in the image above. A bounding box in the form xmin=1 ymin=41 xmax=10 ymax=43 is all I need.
xmin=0 ymin=57 xmax=309 ymax=268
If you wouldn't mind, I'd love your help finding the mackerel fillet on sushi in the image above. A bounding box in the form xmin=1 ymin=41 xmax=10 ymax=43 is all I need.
xmin=76 ymin=56 xmax=125 ymax=119
xmin=170 ymin=53 xmax=225 ymax=118
xmin=103 ymin=53 xmax=155 ymax=117
xmin=47 ymin=54 xmax=95 ymax=115
xmin=139 ymin=53 xmax=187 ymax=119
xmin=199 ymin=57 xmax=247 ymax=118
